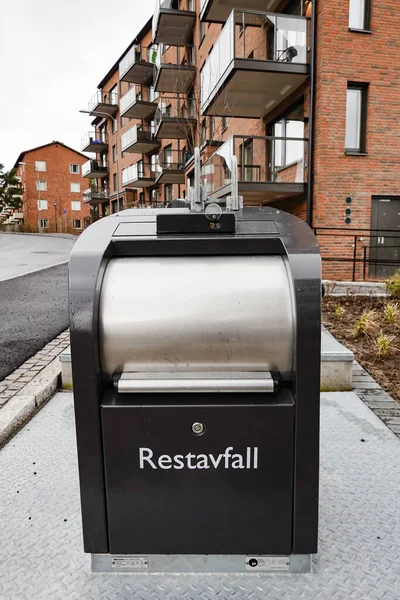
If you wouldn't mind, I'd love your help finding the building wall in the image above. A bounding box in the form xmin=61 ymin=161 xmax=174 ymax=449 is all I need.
xmin=17 ymin=143 xmax=89 ymax=234
xmin=313 ymin=0 xmax=400 ymax=279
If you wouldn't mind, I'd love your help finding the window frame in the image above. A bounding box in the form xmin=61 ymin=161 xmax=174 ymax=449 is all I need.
xmin=72 ymin=219 xmax=82 ymax=230
xmin=36 ymin=180 xmax=47 ymax=191
xmin=345 ymin=82 xmax=369 ymax=154
xmin=37 ymin=199 xmax=48 ymax=211
xmin=69 ymin=163 xmax=80 ymax=174
xmin=71 ymin=200 xmax=81 ymax=211
xmin=70 ymin=182 xmax=81 ymax=193
xmin=349 ymin=0 xmax=372 ymax=32
xmin=38 ymin=218 xmax=48 ymax=228
xmin=35 ymin=160 xmax=46 ymax=172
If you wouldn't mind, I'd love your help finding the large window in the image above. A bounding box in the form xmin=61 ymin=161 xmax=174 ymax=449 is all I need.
xmin=345 ymin=83 xmax=368 ymax=153
xmin=271 ymin=103 xmax=304 ymax=168
xmin=349 ymin=0 xmax=371 ymax=30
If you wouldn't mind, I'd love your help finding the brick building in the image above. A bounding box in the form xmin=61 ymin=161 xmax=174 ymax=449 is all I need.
xmin=14 ymin=142 xmax=90 ymax=234
xmin=81 ymin=0 xmax=400 ymax=280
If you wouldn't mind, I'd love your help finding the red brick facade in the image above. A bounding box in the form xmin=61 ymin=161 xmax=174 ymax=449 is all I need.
xmin=15 ymin=142 xmax=89 ymax=234
xmin=82 ymin=0 xmax=400 ymax=280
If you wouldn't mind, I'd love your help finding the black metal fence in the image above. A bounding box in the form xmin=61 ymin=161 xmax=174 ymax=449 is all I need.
xmin=313 ymin=227 xmax=400 ymax=281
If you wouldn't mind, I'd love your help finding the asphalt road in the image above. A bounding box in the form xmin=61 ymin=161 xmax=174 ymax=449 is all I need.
xmin=0 ymin=233 xmax=74 ymax=282
xmin=0 ymin=234 xmax=76 ymax=381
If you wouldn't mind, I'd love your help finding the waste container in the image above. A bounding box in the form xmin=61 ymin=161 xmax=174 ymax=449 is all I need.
xmin=69 ymin=205 xmax=321 ymax=574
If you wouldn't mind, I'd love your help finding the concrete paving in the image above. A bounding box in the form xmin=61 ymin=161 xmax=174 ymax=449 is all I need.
xmin=0 ymin=390 xmax=399 ymax=598
xmin=0 ymin=233 xmax=75 ymax=282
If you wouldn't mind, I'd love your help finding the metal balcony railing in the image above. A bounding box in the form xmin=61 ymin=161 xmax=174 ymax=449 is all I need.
xmin=157 ymin=149 xmax=186 ymax=171
xmin=201 ymin=134 xmax=308 ymax=198
xmin=122 ymin=162 xmax=156 ymax=186
xmin=81 ymin=131 xmax=108 ymax=151
xmin=83 ymin=187 xmax=109 ymax=203
xmin=88 ymin=90 xmax=118 ymax=112
xmin=201 ymin=10 xmax=308 ymax=111
xmin=154 ymin=96 xmax=196 ymax=135
xmin=119 ymin=45 xmax=158 ymax=80
xmin=82 ymin=159 xmax=109 ymax=178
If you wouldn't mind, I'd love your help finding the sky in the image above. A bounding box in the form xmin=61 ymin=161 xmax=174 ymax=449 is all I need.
xmin=0 ymin=0 xmax=154 ymax=170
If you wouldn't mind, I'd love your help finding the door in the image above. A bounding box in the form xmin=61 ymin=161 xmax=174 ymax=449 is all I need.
xmin=239 ymin=139 xmax=253 ymax=182
xmin=370 ymin=197 xmax=400 ymax=278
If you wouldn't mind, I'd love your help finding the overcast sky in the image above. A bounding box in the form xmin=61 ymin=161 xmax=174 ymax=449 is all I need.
xmin=0 ymin=0 xmax=154 ymax=170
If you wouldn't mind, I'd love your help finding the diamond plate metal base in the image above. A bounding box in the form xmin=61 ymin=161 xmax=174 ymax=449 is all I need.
xmin=92 ymin=553 xmax=311 ymax=573
xmin=0 ymin=391 xmax=400 ymax=599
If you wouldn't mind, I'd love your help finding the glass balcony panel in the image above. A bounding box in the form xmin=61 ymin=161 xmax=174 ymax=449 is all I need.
xmin=81 ymin=131 xmax=108 ymax=152
xmin=119 ymin=45 xmax=157 ymax=83
xmin=153 ymin=0 xmax=196 ymax=45
xmin=201 ymin=10 xmax=309 ymax=118
xmin=201 ymin=135 xmax=307 ymax=204
xmin=122 ymin=162 xmax=156 ymax=187
xmin=88 ymin=90 xmax=118 ymax=114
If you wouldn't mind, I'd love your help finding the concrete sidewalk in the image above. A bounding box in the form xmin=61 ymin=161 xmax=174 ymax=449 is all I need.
xmin=0 ymin=390 xmax=399 ymax=598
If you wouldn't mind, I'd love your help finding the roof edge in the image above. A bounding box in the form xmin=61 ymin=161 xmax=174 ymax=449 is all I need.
xmin=13 ymin=141 xmax=88 ymax=170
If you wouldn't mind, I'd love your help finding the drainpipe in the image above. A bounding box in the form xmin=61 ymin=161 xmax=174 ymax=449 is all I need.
xmin=306 ymin=0 xmax=317 ymax=227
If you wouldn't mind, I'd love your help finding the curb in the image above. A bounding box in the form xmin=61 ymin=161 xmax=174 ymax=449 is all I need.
xmin=0 ymin=231 xmax=78 ymax=240
xmin=0 ymin=357 xmax=62 ymax=449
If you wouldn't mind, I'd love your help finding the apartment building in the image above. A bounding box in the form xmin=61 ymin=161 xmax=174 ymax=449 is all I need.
xmin=81 ymin=0 xmax=400 ymax=280
xmin=14 ymin=142 xmax=90 ymax=233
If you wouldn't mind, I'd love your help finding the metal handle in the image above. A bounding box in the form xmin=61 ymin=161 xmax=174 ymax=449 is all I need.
xmin=116 ymin=372 xmax=275 ymax=394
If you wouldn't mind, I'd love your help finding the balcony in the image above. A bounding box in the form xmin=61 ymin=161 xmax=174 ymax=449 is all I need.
xmin=120 ymin=85 xmax=158 ymax=120
xmin=153 ymin=0 xmax=196 ymax=46
xmin=201 ymin=10 xmax=309 ymax=118
xmin=155 ymin=149 xmax=186 ymax=184
xmin=88 ymin=90 xmax=118 ymax=117
xmin=83 ymin=187 xmax=109 ymax=204
xmin=122 ymin=162 xmax=156 ymax=189
xmin=201 ymin=134 xmax=307 ymax=205
xmin=121 ymin=124 xmax=160 ymax=154
xmin=81 ymin=131 xmax=108 ymax=153
xmin=154 ymin=96 xmax=196 ymax=139
xmin=154 ymin=44 xmax=196 ymax=93
xmin=119 ymin=45 xmax=157 ymax=85
xmin=200 ymin=0 xmax=281 ymax=22
xmin=82 ymin=159 xmax=109 ymax=179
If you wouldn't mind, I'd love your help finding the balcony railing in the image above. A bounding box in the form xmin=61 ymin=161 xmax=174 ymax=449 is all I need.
xmin=153 ymin=0 xmax=196 ymax=46
xmin=82 ymin=159 xmax=109 ymax=178
xmin=88 ymin=90 xmax=118 ymax=116
xmin=201 ymin=134 xmax=307 ymax=205
xmin=120 ymin=85 xmax=158 ymax=120
xmin=81 ymin=131 xmax=108 ymax=153
xmin=83 ymin=187 xmax=109 ymax=204
xmin=200 ymin=0 xmax=282 ymax=23
xmin=122 ymin=162 xmax=157 ymax=188
xmin=156 ymin=149 xmax=186 ymax=184
xmin=154 ymin=96 xmax=197 ymax=139
xmin=201 ymin=10 xmax=309 ymax=118
xmin=119 ymin=45 xmax=158 ymax=84
xmin=154 ymin=44 xmax=196 ymax=93
xmin=121 ymin=124 xmax=160 ymax=154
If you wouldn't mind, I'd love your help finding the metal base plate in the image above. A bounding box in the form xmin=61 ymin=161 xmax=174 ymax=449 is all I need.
xmin=92 ymin=554 xmax=311 ymax=574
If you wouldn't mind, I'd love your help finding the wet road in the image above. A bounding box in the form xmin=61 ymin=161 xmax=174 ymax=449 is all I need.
xmin=0 ymin=234 xmax=75 ymax=381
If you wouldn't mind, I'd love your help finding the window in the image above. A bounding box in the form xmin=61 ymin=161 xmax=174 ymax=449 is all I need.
xmin=349 ymin=0 xmax=371 ymax=30
xmin=113 ymin=172 xmax=117 ymax=191
xmin=222 ymin=116 xmax=228 ymax=131
xmin=165 ymin=184 xmax=173 ymax=203
xmin=70 ymin=182 xmax=80 ymax=193
xmin=72 ymin=219 xmax=82 ymax=230
xmin=345 ymin=83 xmax=368 ymax=153
xmin=209 ymin=117 xmax=214 ymax=141
xmin=270 ymin=102 xmax=305 ymax=168
xmin=112 ymin=145 xmax=117 ymax=162
xmin=71 ymin=201 xmax=81 ymax=211
xmin=201 ymin=120 xmax=207 ymax=146
xmin=38 ymin=199 xmax=48 ymax=211
xmin=119 ymin=197 xmax=124 ymax=211
xmin=35 ymin=161 xmax=46 ymax=172
xmin=38 ymin=218 xmax=48 ymax=228
xmin=200 ymin=20 xmax=206 ymax=44
xmin=36 ymin=180 xmax=47 ymax=191
xmin=70 ymin=164 xmax=79 ymax=174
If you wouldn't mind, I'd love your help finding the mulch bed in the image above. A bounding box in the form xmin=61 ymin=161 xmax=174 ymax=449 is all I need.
xmin=323 ymin=297 xmax=400 ymax=403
